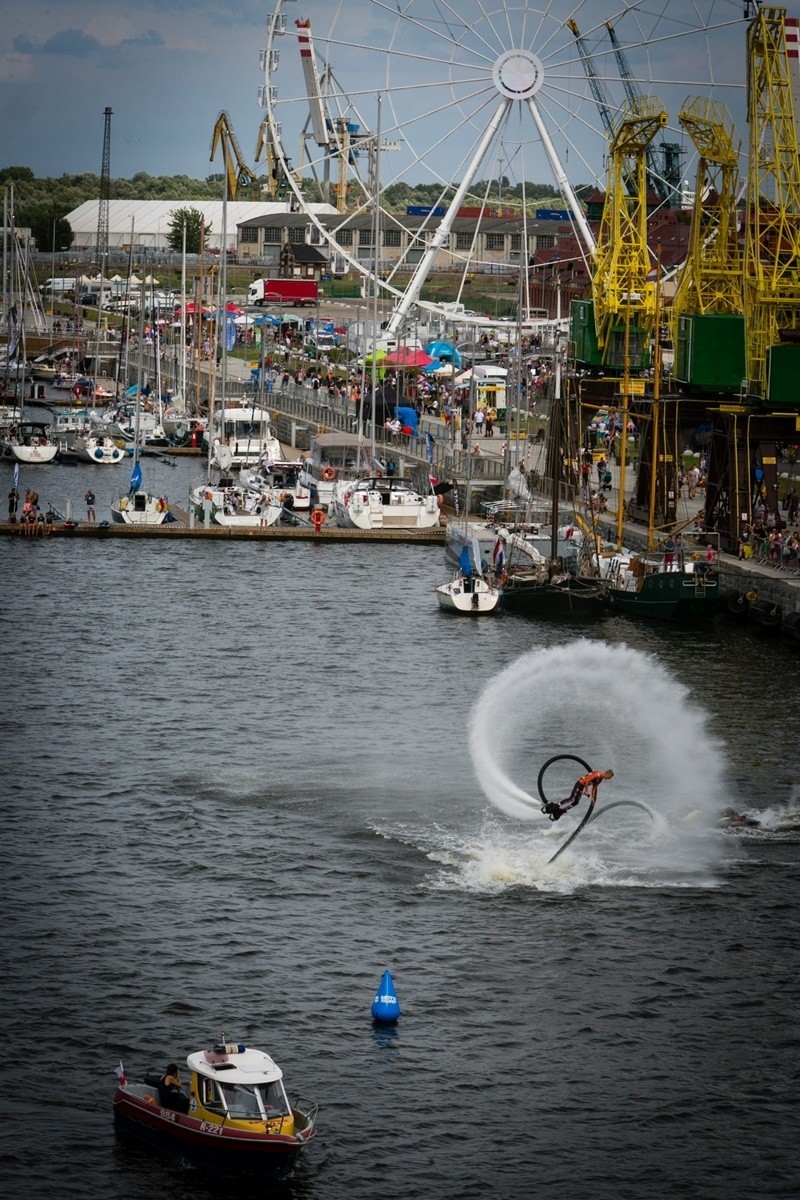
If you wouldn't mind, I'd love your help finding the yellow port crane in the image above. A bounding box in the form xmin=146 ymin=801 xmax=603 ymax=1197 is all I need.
xmin=592 ymin=96 xmax=668 ymax=365
xmin=210 ymin=111 xmax=262 ymax=200
xmin=672 ymin=97 xmax=743 ymax=333
xmin=743 ymin=5 xmax=800 ymax=402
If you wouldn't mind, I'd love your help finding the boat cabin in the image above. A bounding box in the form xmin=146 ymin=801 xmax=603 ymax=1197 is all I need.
xmin=186 ymin=1045 xmax=295 ymax=1133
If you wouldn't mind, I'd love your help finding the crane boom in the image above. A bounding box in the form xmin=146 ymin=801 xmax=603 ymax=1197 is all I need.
xmin=606 ymin=21 xmax=669 ymax=204
xmin=566 ymin=19 xmax=615 ymax=140
xmin=210 ymin=112 xmax=261 ymax=200
xmin=744 ymin=6 xmax=800 ymax=400
xmin=672 ymin=97 xmax=742 ymax=329
xmin=295 ymin=18 xmax=330 ymax=146
xmin=592 ymin=97 xmax=668 ymax=363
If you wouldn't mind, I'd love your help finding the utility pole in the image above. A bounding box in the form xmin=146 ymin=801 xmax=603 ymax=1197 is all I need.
xmin=97 ymin=107 xmax=113 ymax=262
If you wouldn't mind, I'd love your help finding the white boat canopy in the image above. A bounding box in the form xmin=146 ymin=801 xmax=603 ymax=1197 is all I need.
xmin=187 ymin=1046 xmax=283 ymax=1085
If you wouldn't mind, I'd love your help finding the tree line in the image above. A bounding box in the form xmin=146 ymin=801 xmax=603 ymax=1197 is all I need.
xmin=1 ymin=164 xmax=578 ymax=255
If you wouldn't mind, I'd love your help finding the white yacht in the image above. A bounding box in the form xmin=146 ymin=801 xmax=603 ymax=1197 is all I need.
xmin=332 ymin=477 xmax=442 ymax=530
xmin=203 ymin=403 xmax=281 ymax=468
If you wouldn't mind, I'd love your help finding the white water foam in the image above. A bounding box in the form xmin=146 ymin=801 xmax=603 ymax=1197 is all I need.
xmin=453 ymin=641 xmax=733 ymax=887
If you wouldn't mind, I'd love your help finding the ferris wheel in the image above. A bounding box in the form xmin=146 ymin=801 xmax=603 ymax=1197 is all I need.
xmin=261 ymin=0 xmax=751 ymax=331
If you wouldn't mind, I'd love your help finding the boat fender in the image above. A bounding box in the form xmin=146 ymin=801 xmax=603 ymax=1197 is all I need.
xmin=426 ymin=496 xmax=436 ymax=514
xmin=321 ymin=465 xmax=337 ymax=481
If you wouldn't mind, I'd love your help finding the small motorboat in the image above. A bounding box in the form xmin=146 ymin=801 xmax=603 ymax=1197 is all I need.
xmin=113 ymin=1039 xmax=317 ymax=1180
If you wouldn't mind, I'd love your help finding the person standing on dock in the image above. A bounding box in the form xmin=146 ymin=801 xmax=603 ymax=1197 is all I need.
xmin=84 ymin=488 xmax=96 ymax=524
xmin=7 ymin=486 xmax=19 ymax=524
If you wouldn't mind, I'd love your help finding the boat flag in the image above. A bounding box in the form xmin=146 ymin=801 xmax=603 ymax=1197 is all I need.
xmin=130 ymin=461 xmax=142 ymax=492
xmin=492 ymin=536 xmax=504 ymax=573
xmin=13 ymin=462 xmax=19 ymax=492
xmin=371 ymin=969 xmax=401 ymax=1024
xmin=115 ymin=1060 xmax=127 ymax=1086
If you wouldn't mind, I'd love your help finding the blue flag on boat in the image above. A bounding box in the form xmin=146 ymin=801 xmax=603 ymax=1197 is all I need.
xmin=130 ymin=461 xmax=142 ymax=492
xmin=12 ymin=462 xmax=19 ymax=492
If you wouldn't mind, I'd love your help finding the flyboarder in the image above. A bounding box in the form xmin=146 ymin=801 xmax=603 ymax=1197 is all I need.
xmin=542 ymin=769 xmax=614 ymax=821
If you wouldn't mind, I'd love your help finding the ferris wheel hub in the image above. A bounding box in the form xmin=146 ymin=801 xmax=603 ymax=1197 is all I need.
xmin=492 ymin=49 xmax=544 ymax=100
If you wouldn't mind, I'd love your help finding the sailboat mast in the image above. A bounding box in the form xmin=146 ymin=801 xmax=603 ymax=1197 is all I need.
xmin=133 ymin=277 xmax=146 ymax=470
xmin=648 ymin=246 xmax=662 ymax=550
xmin=180 ymin=221 xmax=187 ymax=406
xmin=369 ymin=93 xmax=382 ymax=466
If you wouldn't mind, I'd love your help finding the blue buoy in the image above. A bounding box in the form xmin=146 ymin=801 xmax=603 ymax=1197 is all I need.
xmin=371 ymin=969 xmax=401 ymax=1024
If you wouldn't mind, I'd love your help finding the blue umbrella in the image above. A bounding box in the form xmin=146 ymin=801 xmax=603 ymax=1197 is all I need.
xmin=424 ymin=340 xmax=462 ymax=367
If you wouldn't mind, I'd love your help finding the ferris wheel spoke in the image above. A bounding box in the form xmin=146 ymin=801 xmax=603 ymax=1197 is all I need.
xmin=370 ymin=0 xmax=498 ymax=65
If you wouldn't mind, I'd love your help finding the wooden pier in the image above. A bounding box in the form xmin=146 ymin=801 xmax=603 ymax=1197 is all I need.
xmin=0 ymin=519 xmax=446 ymax=545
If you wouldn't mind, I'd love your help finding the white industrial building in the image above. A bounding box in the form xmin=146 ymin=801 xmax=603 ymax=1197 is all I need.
xmin=65 ymin=199 xmax=339 ymax=252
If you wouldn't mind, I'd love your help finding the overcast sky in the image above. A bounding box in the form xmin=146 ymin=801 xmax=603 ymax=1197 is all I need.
xmin=0 ymin=1 xmax=791 ymax=190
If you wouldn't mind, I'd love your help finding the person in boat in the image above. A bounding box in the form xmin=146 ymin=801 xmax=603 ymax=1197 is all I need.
xmin=158 ymin=1063 xmax=190 ymax=1113
xmin=542 ymin=769 xmax=614 ymax=822
xmin=718 ymin=808 xmax=761 ymax=829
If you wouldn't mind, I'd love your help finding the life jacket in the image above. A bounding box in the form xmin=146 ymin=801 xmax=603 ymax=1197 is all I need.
xmin=577 ymin=770 xmax=606 ymax=790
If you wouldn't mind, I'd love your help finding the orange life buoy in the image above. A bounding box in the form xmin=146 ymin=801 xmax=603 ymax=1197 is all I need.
xmin=310 ymin=507 xmax=325 ymax=530
xmin=321 ymin=465 xmax=337 ymax=482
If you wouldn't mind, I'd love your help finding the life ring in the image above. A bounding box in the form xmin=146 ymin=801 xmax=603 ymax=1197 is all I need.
xmin=310 ymin=507 xmax=325 ymax=530
xmin=321 ymin=466 xmax=337 ymax=482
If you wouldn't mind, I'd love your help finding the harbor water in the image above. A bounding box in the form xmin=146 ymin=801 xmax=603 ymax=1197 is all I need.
xmin=1 ymin=456 xmax=799 ymax=1200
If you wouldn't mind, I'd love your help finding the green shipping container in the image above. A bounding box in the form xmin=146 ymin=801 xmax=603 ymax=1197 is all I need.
xmin=766 ymin=343 xmax=800 ymax=409
xmin=570 ymin=298 xmax=649 ymax=369
xmin=674 ymin=313 xmax=745 ymax=392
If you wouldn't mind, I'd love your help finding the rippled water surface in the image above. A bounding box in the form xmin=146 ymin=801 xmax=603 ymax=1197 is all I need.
xmin=2 ymin=460 xmax=799 ymax=1200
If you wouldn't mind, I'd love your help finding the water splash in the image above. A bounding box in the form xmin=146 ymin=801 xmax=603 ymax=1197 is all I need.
xmin=466 ymin=641 xmax=730 ymax=880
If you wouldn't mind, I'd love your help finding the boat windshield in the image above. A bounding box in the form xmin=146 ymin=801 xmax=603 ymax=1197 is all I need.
xmin=224 ymin=420 xmax=269 ymax=440
xmin=216 ymin=1079 xmax=291 ymax=1119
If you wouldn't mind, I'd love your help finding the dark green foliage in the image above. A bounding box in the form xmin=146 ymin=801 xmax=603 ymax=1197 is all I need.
xmin=166 ymin=207 xmax=211 ymax=254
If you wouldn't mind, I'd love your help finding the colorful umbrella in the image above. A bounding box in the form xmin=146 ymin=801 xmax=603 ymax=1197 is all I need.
xmin=382 ymin=347 xmax=435 ymax=368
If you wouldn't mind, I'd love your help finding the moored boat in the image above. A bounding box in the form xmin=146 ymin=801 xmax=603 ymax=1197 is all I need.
xmin=600 ymin=550 xmax=720 ymax=620
xmin=113 ymin=1039 xmax=317 ymax=1180
xmin=1 ymin=420 xmax=59 ymax=464
xmin=332 ymin=476 xmax=441 ymax=530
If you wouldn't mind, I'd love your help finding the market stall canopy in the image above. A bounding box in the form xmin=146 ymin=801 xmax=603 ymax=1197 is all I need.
xmin=424 ymin=340 xmax=462 ymax=367
xmin=382 ymin=347 xmax=435 ymax=369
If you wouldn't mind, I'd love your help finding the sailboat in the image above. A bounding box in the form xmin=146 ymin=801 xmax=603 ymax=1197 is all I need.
xmin=435 ymin=542 xmax=500 ymax=613
xmin=110 ymin=287 xmax=172 ymax=524
xmin=499 ymin=328 xmax=608 ymax=619
xmin=595 ymin=257 xmax=720 ymax=621
xmin=435 ymin=384 xmax=500 ymax=613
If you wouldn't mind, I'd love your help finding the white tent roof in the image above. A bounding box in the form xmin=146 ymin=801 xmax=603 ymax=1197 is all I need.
xmin=66 ymin=199 xmax=339 ymax=250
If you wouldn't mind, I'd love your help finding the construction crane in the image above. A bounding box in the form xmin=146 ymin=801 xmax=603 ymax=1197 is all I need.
xmin=566 ymin=19 xmax=616 ymax=141
xmin=293 ymin=16 xmax=399 ymax=211
xmin=210 ymin=111 xmax=262 ymax=200
xmin=672 ymin=99 xmax=743 ymax=324
xmin=591 ymin=96 xmax=668 ymax=366
xmin=606 ymin=22 xmax=684 ymax=206
xmin=743 ymin=5 xmax=800 ymax=404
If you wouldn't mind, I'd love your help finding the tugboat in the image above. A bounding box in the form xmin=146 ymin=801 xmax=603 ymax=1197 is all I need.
xmin=113 ymin=1038 xmax=317 ymax=1180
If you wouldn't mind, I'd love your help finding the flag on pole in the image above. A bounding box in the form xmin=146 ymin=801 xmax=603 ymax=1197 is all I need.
xmin=492 ymin=536 xmax=504 ymax=573
xmin=13 ymin=462 xmax=20 ymax=492
xmin=115 ymin=1060 xmax=127 ymax=1087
